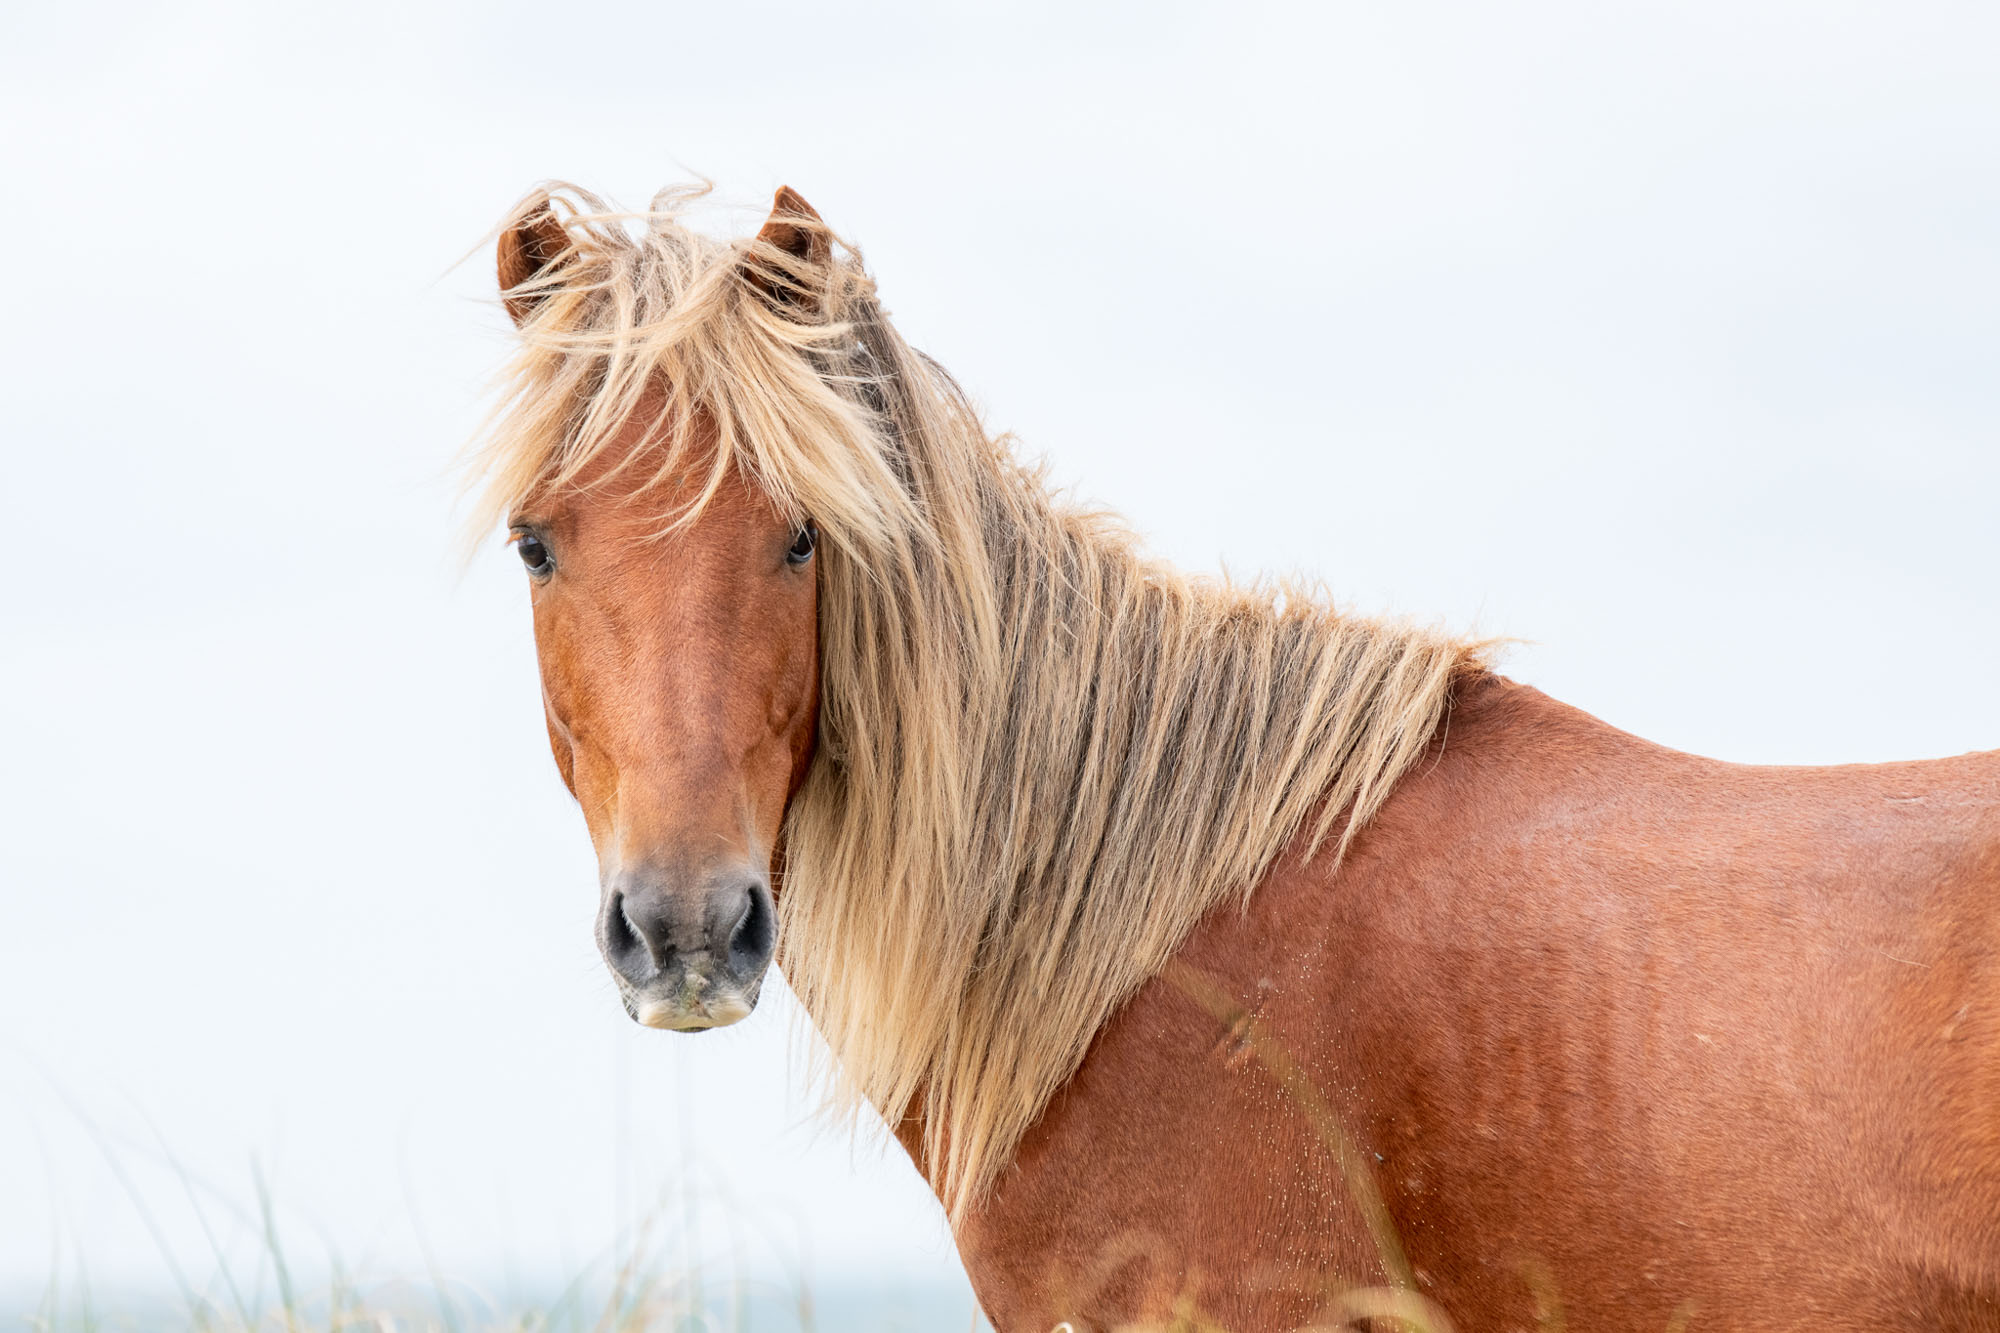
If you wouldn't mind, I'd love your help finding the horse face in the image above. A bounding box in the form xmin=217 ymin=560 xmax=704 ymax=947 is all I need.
xmin=509 ymin=448 xmax=819 ymax=1031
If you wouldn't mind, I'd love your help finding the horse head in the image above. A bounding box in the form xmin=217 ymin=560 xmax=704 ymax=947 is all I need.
xmin=492 ymin=188 xmax=834 ymax=1032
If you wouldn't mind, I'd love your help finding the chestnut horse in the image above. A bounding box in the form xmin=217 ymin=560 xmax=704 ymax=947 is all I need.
xmin=476 ymin=182 xmax=2000 ymax=1331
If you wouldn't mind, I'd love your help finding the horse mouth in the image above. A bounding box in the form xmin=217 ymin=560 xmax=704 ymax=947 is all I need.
xmin=630 ymin=983 xmax=756 ymax=1032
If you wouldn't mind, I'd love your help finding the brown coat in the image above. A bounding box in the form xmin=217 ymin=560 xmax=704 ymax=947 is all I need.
xmin=949 ymin=675 xmax=2000 ymax=1331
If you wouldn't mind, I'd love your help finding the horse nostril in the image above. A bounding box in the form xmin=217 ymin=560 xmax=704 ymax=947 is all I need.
xmin=601 ymin=875 xmax=774 ymax=990
xmin=727 ymin=881 xmax=774 ymax=971
xmin=603 ymin=891 xmax=647 ymax=971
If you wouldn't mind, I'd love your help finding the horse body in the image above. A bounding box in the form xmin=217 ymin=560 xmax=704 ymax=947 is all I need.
xmin=954 ymin=675 xmax=2000 ymax=1329
xmin=477 ymin=182 xmax=2000 ymax=1331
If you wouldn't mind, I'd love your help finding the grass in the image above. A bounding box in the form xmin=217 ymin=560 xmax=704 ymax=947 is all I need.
xmin=25 ymin=1209 xmax=812 ymax=1333
xmin=18 ymin=1123 xmax=946 ymax=1333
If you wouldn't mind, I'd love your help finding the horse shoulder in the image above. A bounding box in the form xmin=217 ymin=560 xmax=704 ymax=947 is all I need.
xmin=953 ymin=676 xmax=2000 ymax=1330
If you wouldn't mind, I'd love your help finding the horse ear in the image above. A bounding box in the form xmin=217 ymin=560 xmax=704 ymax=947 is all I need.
xmin=746 ymin=186 xmax=832 ymax=311
xmin=497 ymin=192 xmax=570 ymax=327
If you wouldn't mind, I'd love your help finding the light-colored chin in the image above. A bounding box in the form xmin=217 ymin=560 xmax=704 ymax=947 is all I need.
xmin=636 ymin=991 xmax=754 ymax=1032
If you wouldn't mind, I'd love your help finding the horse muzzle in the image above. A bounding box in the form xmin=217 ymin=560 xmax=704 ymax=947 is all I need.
xmin=597 ymin=867 xmax=776 ymax=1031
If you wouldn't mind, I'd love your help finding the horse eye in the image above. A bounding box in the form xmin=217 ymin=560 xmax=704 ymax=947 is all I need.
xmin=514 ymin=532 xmax=554 ymax=577
xmin=786 ymin=521 xmax=817 ymax=566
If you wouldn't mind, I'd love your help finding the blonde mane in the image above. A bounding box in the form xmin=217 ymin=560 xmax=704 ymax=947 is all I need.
xmin=473 ymin=183 xmax=1488 ymax=1220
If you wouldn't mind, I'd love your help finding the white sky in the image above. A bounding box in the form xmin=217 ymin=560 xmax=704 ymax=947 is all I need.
xmin=3 ymin=0 xmax=1997 ymax=1315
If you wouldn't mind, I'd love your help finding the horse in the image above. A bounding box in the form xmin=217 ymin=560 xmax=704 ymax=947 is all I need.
xmin=473 ymin=180 xmax=2000 ymax=1331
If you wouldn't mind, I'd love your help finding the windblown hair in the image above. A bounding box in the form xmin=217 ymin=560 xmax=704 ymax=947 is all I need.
xmin=474 ymin=182 xmax=1488 ymax=1219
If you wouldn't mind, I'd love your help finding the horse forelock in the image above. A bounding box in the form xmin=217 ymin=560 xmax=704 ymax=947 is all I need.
xmin=469 ymin=181 xmax=1491 ymax=1221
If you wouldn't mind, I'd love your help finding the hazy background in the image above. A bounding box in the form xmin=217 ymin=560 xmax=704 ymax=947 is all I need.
xmin=4 ymin=0 xmax=1996 ymax=1321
